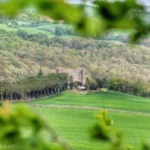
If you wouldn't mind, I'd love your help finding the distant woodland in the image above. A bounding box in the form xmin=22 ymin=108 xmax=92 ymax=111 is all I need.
xmin=0 ymin=12 xmax=150 ymax=97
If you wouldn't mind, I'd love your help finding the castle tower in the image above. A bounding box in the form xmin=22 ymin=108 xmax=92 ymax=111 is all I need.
xmin=78 ymin=68 xmax=84 ymax=84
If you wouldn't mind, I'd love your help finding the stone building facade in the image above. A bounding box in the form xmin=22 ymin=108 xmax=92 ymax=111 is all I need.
xmin=56 ymin=67 xmax=86 ymax=84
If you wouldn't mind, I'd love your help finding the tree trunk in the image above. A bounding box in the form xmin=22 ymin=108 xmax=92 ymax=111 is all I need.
xmin=44 ymin=88 xmax=46 ymax=96
xmin=1 ymin=93 xmax=3 ymax=101
xmin=10 ymin=92 xmax=13 ymax=101
xmin=46 ymin=88 xmax=49 ymax=96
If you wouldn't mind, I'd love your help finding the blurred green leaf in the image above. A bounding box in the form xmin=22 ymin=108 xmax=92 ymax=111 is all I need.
xmin=0 ymin=103 xmax=70 ymax=150
xmin=0 ymin=0 xmax=149 ymax=41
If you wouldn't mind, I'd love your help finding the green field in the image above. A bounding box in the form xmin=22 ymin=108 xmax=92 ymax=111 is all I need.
xmin=0 ymin=23 xmax=73 ymax=38
xmin=29 ymin=91 xmax=150 ymax=113
xmin=0 ymin=22 xmax=138 ymax=41
xmin=27 ymin=91 xmax=150 ymax=150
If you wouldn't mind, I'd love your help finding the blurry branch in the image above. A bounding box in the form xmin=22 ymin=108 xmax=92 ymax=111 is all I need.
xmin=0 ymin=0 xmax=149 ymax=42
xmin=90 ymin=110 xmax=150 ymax=150
xmin=0 ymin=103 xmax=70 ymax=150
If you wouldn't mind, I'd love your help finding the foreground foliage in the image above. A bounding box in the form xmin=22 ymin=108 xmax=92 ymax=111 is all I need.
xmin=0 ymin=103 xmax=70 ymax=150
xmin=91 ymin=110 xmax=150 ymax=150
xmin=0 ymin=0 xmax=149 ymax=41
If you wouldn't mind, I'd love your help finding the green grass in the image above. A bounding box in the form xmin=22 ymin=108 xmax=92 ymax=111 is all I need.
xmin=0 ymin=23 xmax=55 ymax=38
xmin=20 ymin=28 xmax=54 ymax=37
xmin=61 ymin=35 xmax=77 ymax=39
xmin=0 ymin=23 xmax=72 ymax=38
xmin=26 ymin=91 xmax=150 ymax=150
xmin=1 ymin=23 xmax=135 ymax=40
xmin=0 ymin=23 xmax=77 ymax=39
xmin=35 ymin=108 xmax=105 ymax=150
xmin=36 ymin=23 xmax=70 ymax=29
xmin=29 ymin=91 xmax=150 ymax=113
xmin=0 ymin=24 xmax=17 ymax=31
xmin=32 ymin=107 xmax=150 ymax=150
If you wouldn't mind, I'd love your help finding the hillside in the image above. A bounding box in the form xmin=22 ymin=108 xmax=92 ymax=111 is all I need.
xmin=0 ymin=30 xmax=150 ymax=86
xmin=28 ymin=91 xmax=150 ymax=150
xmin=29 ymin=91 xmax=150 ymax=113
xmin=0 ymin=13 xmax=150 ymax=47
xmin=0 ymin=13 xmax=150 ymax=97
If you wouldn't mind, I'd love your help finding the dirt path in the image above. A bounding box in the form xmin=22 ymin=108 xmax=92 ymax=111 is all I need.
xmin=29 ymin=104 xmax=150 ymax=117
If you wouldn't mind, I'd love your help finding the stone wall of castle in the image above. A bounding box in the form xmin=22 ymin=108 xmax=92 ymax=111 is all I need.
xmin=56 ymin=67 xmax=88 ymax=84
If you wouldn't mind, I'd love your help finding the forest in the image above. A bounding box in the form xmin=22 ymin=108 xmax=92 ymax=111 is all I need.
xmin=0 ymin=73 xmax=68 ymax=101
xmin=0 ymin=26 xmax=150 ymax=97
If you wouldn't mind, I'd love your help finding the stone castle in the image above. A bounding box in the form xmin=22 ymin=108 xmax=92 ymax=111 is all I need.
xmin=56 ymin=67 xmax=87 ymax=84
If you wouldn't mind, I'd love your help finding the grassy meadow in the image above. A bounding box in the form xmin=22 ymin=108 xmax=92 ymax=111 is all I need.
xmin=0 ymin=23 xmax=72 ymax=38
xmin=26 ymin=91 xmax=150 ymax=150
xmin=29 ymin=91 xmax=150 ymax=113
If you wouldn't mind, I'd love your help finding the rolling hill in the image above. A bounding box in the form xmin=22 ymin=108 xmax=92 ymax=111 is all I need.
xmin=0 ymin=14 xmax=150 ymax=96
xmin=0 ymin=29 xmax=150 ymax=86
xmin=27 ymin=91 xmax=150 ymax=150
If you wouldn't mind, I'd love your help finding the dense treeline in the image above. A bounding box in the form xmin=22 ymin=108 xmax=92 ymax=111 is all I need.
xmin=0 ymin=29 xmax=150 ymax=98
xmin=16 ymin=31 xmax=150 ymax=49
xmin=85 ymin=77 xmax=150 ymax=98
xmin=16 ymin=29 xmax=150 ymax=48
xmin=0 ymin=73 xmax=68 ymax=101
xmin=96 ymin=77 xmax=150 ymax=98
xmin=0 ymin=29 xmax=150 ymax=83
